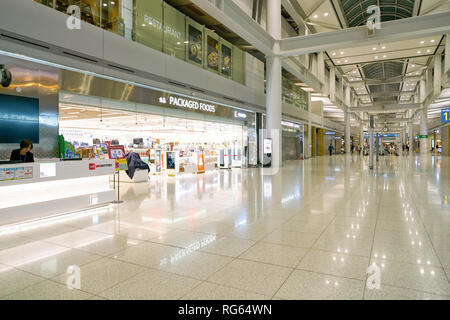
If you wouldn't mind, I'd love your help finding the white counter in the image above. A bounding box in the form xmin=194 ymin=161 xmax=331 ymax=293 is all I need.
xmin=0 ymin=159 xmax=115 ymax=226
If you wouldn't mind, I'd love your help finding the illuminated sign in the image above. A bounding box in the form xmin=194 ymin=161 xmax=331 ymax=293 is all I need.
xmin=281 ymin=121 xmax=300 ymax=129
xmin=158 ymin=95 xmax=216 ymax=113
xmin=324 ymin=131 xmax=335 ymax=135
xmin=442 ymin=108 xmax=450 ymax=123
xmin=234 ymin=111 xmax=247 ymax=119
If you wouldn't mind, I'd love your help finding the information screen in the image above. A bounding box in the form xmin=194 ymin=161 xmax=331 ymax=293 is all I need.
xmin=0 ymin=93 xmax=39 ymax=143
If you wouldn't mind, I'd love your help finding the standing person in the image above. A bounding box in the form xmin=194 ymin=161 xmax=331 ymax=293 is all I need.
xmin=10 ymin=139 xmax=35 ymax=163
xmin=328 ymin=143 xmax=334 ymax=156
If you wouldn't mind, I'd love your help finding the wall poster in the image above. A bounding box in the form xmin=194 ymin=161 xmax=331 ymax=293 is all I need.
xmin=188 ymin=25 xmax=203 ymax=65
xmin=221 ymin=44 xmax=232 ymax=76
xmin=207 ymin=35 xmax=219 ymax=71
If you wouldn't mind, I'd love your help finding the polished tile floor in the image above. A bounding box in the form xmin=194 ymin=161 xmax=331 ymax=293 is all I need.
xmin=0 ymin=154 xmax=449 ymax=300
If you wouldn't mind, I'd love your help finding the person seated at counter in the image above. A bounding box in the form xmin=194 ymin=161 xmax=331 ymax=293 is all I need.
xmin=10 ymin=139 xmax=34 ymax=163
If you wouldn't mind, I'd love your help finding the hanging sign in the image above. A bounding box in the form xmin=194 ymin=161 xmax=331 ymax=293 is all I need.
xmin=441 ymin=108 xmax=450 ymax=123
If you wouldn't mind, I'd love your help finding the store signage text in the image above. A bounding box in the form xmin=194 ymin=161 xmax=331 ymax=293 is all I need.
xmin=325 ymin=131 xmax=336 ymax=135
xmin=89 ymin=163 xmax=113 ymax=170
xmin=281 ymin=121 xmax=300 ymax=129
xmin=143 ymin=15 xmax=181 ymax=39
xmin=160 ymin=96 xmax=216 ymax=113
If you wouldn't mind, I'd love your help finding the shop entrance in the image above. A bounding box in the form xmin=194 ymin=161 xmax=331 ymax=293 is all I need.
xmin=58 ymin=104 xmax=247 ymax=173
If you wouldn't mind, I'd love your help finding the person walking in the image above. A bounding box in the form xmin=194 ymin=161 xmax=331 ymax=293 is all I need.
xmin=328 ymin=143 xmax=334 ymax=156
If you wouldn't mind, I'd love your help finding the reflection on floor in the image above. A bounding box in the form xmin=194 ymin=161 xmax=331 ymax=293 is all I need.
xmin=0 ymin=154 xmax=449 ymax=300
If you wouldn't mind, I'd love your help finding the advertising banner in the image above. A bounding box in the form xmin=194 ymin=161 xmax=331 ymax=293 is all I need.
xmin=107 ymin=145 xmax=128 ymax=171
xmin=206 ymin=35 xmax=219 ymax=72
xmin=188 ymin=24 xmax=203 ymax=65
xmin=221 ymin=43 xmax=232 ymax=77
xmin=197 ymin=153 xmax=205 ymax=171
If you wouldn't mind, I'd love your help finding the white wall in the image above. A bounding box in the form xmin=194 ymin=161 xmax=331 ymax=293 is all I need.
xmin=245 ymin=52 xmax=265 ymax=94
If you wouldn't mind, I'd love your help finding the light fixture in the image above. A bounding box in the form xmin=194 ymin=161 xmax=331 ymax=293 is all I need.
xmin=420 ymin=41 xmax=425 ymax=44
xmin=332 ymin=52 xmax=336 ymax=56
xmin=372 ymin=47 xmax=377 ymax=50
xmin=430 ymin=39 xmax=435 ymax=43
xmin=374 ymin=56 xmax=378 ymax=59
xmin=340 ymin=51 xmax=344 ymax=55
xmin=381 ymin=46 xmax=386 ymax=49
xmin=313 ymin=14 xmax=318 ymax=18
xmin=383 ymin=55 xmax=387 ymax=58
xmin=324 ymin=12 xmax=329 ymax=16
xmin=344 ymin=59 xmax=348 ymax=63
xmin=412 ymin=64 xmax=415 ymax=67
xmin=337 ymin=60 xmax=341 ymax=63
xmin=426 ymin=49 xmax=431 ymax=53
xmin=417 ymin=51 xmax=421 ymax=54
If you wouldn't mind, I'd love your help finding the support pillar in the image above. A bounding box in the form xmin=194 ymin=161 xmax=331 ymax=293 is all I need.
xmin=265 ymin=0 xmax=282 ymax=168
xmin=419 ymin=108 xmax=428 ymax=155
xmin=409 ymin=121 xmax=415 ymax=155
xmin=344 ymin=86 xmax=351 ymax=154
xmin=369 ymin=115 xmax=374 ymax=169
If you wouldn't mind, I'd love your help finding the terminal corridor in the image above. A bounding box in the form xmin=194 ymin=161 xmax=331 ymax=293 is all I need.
xmin=0 ymin=155 xmax=449 ymax=300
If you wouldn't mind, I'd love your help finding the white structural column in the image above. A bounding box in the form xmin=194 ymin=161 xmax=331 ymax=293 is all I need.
xmin=329 ymin=67 xmax=335 ymax=102
xmin=419 ymin=79 xmax=428 ymax=154
xmin=434 ymin=54 xmax=441 ymax=96
xmin=409 ymin=121 xmax=415 ymax=155
xmin=265 ymin=0 xmax=282 ymax=167
xmin=344 ymin=85 xmax=351 ymax=154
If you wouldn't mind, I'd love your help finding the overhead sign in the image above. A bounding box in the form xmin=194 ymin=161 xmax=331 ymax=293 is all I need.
xmin=281 ymin=121 xmax=300 ymax=129
xmin=158 ymin=95 xmax=216 ymax=113
xmin=442 ymin=108 xmax=450 ymax=123
xmin=324 ymin=131 xmax=335 ymax=135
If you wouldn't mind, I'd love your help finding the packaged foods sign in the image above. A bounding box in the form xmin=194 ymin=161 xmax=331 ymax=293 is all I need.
xmin=158 ymin=95 xmax=216 ymax=113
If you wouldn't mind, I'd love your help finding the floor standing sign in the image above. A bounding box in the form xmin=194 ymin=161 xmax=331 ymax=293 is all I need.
xmin=107 ymin=145 xmax=127 ymax=203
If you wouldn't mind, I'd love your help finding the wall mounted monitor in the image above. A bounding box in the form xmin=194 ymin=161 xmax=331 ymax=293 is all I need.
xmin=0 ymin=93 xmax=39 ymax=143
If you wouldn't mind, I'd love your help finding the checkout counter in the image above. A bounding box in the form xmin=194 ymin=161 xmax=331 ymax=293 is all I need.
xmin=0 ymin=159 xmax=115 ymax=226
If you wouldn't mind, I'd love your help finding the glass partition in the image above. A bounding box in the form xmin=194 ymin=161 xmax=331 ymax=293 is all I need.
xmin=32 ymin=0 xmax=245 ymax=85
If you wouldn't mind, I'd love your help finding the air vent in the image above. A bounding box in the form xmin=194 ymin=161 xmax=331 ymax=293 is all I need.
xmin=1 ymin=34 xmax=50 ymax=50
xmin=63 ymin=51 xmax=98 ymax=63
xmin=190 ymin=86 xmax=205 ymax=93
xmin=222 ymin=96 xmax=234 ymax=101
xmin=107 ymin=64 xmax=134 ymax=73
xmin=168 ymin=80 xmax=186 ymax=88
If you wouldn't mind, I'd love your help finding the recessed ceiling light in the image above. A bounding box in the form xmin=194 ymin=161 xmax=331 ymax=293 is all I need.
xmin=416 ymin=72 xmax=419 ymax=75
xmin=340 ymin=51 xmax=344 ymax=55
xmin=344 ymin=60 xmax=348 ymax=63
xmin=372 ymin=47 xmax=377 ymax=50
xmin=381 ymin=46 xmax=386 ymax=49
xmin=383 ymin=55 xmax=387 ymax=58
xmin=332 ymin=52 xmax=336 ymax=55
xmin=430 ymin=39 xmax=435 ymax=43
xmin=417 ymin=51 xmax=421 ymax=54
xmin=337 ymin=60 xmax=341 ymax=63
xmin=412 ymin=64 xmax=415 ymax=67
xmin=420 ymin=41 xmax=425 ymax=44
xmin=324 ymin=12 xmax=329 ymax=16
xmin=313 ymin=14 xmax=318 ymax=18
xmin=426 ymin=49 xmax=431 ymax=53
xmin=374 ymin=56 xmax=378 ymax=59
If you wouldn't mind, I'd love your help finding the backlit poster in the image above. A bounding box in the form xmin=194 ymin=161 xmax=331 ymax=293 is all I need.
xmin=167 ymin=151 xmax=176 ymax=169
xmin=188 ymin=25 xmax=202 ymax=65
xmin=197 ymin=153 xmax=205 ymax=171
xmin=221 ymin=44 xmax=232 ymax=76
xmin=207 ymin=35 xmax=219 ymax=71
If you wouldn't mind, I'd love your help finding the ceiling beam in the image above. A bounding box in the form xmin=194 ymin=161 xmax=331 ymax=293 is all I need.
xmin=349 ymin=103 xmax=422 ymax=112
xmin=349 ymin=76 xmax=422 ymax=86
xmin=356 ymin=91 xmax=402 ymax=98
xmin=278 ymin=11 xmax=450 ymax=56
